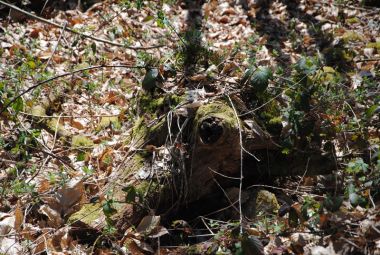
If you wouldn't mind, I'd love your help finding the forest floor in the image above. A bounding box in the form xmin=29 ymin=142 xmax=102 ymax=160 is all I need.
xmin=0 ymin=0 xmax=379 ymax=254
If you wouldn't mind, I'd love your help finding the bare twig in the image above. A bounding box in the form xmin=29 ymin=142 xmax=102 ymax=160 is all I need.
xmin=19 ymin=111 xmax=120 ymax=118
xmin=355 ymin=58 xmax=380 ymax=63
xmin=209 ymin=167 xmax=240 ymax=180
xmin=43 ymin=21 xmax=67 ymax=71
xmin=0 ymin=64 xmax=145 ymax=114
xmin=0 ymin=0 xmax=164 ymax=50
xmin=227 ymin=95 xmax=244 ymax=234
xmin=295 ymin=157 xmax=310 ymax=193
xmin=247 ymin=184 xmax=325 ymax=198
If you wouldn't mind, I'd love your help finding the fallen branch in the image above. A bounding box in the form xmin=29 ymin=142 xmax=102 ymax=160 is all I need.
xmin=0 ymin=0 xmax=165 ymax=50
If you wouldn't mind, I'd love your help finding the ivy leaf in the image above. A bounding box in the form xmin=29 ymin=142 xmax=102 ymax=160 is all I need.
xmin=102 ymin=200 xmax=117 ymax=217
xmin=250 ymin=66 xmax=272 ymax=93
xmin=296 ymin=57 xmax=318 ymax=75
xmin=122 ymin=186 xmax=137 ymax=203
xmin=323 ymin=194 xmax=343 ymax=212
xmin=241 ymin=67 xmax=254 ymax=85
xmin=142 ymin=68 xmax=159 ymax=93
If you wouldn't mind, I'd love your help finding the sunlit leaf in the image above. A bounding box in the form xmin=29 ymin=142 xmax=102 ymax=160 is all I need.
xmin=250 ymin=66 xmax=272 ymax=93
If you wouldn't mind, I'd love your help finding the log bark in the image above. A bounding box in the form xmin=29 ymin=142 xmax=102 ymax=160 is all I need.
xmin=69 ymin=100 xmax=335 ymax=231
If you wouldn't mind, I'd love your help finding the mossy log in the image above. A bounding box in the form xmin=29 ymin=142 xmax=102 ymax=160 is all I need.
xmin=70 ymin=100 xmax=334 ymax=232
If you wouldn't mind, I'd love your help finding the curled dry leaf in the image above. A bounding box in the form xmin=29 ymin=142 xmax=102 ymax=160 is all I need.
xmin=39 ymin=204 xmax=64 ymax=228
xmin=14 ymin=201 xmax=23 ymax=233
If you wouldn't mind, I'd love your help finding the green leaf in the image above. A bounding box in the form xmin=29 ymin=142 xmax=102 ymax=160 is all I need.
xmin=241 ymin=67 xmax=254 ymax=85
xmin=296 ymin=57 xmax=318 ymax=75
xmin=12 ymin=97 xmax=24 ymax=112
xmin=156 ymin=11 xmax=166 ymax=28
xmin=103 ymin=200 xmax=117 ymax=217
xmin=76 ymin=151 xmax=86 ymax=161
xmin=122 ymin=186 xmax=137 ymax=203
xmin=366 ymin=105 xmax=379 ymax=118
xmin=346 ymin=158 xmax=368 ymax=174
xmin=27 ymin=60 xmax=36 ymax=69
xmin=142 ymin=68 xmax=159 ymax=92
xmin=82 ymin=166 xmax=93 ymax=175
xmin=250 ymin=66 xmax=272 ymax=93
xmin=91 ymin=42 xmax=96 ymax=54
xmin=323 ymin=194 xmax=343 ymax=212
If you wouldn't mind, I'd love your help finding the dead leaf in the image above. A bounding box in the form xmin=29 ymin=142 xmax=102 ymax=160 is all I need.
xmin=132 ymin=238 xmax=154 ymax=254
xmin=189 ymin=74 xmax=207 ymax=82
xmin=70 ymin=119 xmax=85 ymax=130
xmin=57 ymin=177 xmax=85 ymax=216
xmin=37 ymin=179 xmax=52 ymax=193
xmin=219 ymin=16 xmax=230 ymax=24
xmin=148 ymin=226 xmax=169 ymax=238
xmin=29 ymin=28 xmax=42 ymax=39
xmin=98 ymin=148 xmax=114 ymax=172
xmin=14 ymin=201 xmax=23 ymax=233
xmin=39 ymin=205 xmax=63 ymax=228
xmin=136 ymin=215 xmax=161 ymax=235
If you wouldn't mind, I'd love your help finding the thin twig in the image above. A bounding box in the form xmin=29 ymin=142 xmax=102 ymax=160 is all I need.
xmin=209 ymin=167 xmax=240 ymax=180
xmin=0 ymin=64 xmax=144 ymax=114
xmin=43 ymin=21 xmax=67 ymax=71
xmin=0 ymin=0 xmax=164 ymax=50
xmin=212 ymin=178 xmax=240 ymax=214
xmin=20 ymin=111 xmax=120 ymax=118
xmin=295 ymin=157 xmax=310 ymax=193
xmin=247 ymin=184 xmax=325 ymax=198
xmin=227 ymin=95 xmax=244 ymax=234
xmin=355 ymin=58 xmax=380 ymax=63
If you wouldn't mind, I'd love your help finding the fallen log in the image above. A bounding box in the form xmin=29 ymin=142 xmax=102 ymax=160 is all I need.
xmin=68 ymin=99 xmax=335 ymax=232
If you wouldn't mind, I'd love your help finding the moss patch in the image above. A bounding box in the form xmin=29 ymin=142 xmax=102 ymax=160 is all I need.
xmin=366 ymin=42 xmax=380 ymax=50
xmin=97 ymin=116 xmax=120 ymax=131
xmin=194 ymin=101 xmax=238 ymax=130
xmin=68 ymin=203 xmax=103 ymax=226
xmin=342 ymin=31 xmax=364 ymax=43
xmin=139 ymin=94 xmax=182 ymax=114
xmin=30 ymin=105 xmax=46 ymax=116
xmin=255 ymin=190 xmax=280 ymax=215
xmin=47 ymin=118 xmax=69 ymax=137
xmin=72 ymin=135 xmax=94 ymax=149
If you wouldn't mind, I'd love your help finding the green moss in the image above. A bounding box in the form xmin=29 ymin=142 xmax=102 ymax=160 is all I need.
xmin=346 ymin=17 xmax=359 ymax=24
xmin=255 ymin=190 xmax=280 ymax=214
xmin=97 ymin=116 xmax=120 ymax=131
xmin=194 ymin=101 xmax=237 ymax=129
xmin=342 ymin=31 xmax=364 ymax=43
xmin=47 ymin=118 xmax=68 ymax=136
xmin=30 ymin=105 xmax=46 ymax=116
xmin=67 ymin=203 xmax=103 ymax=225
xmin=269 ymin=116 xmax=282 ymax=125
xmin=366 ymin=42 xmax=380 ymax=49
xmin=71 ymin=135 xmax=94 ymax=149
xmin=139 ymin=94 xmax=182 ymax=114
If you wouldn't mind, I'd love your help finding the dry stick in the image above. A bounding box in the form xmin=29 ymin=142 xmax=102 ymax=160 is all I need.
xmin=19 ymin=111 xmax=120 ymax=118
xmin=43 ymin=21 xmax=67 ymax=72
xmin=295 ymin=157 xmax=310 ymax=194
xmin=0 ymin=64 xmax=144 ymax=114
xmin=0 ymin=0 xmax=164 ymax=50
xmin=247 ymin=184 xmax=325 ymax=198
xmin=227 ymin=95 xmax=244 ymax=234
xmin=355 ymin=58 xmax=380 ymax=63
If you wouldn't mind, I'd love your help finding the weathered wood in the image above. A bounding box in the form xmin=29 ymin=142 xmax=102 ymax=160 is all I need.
xmin=70 ymin=100 xmax=334 ymax=231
